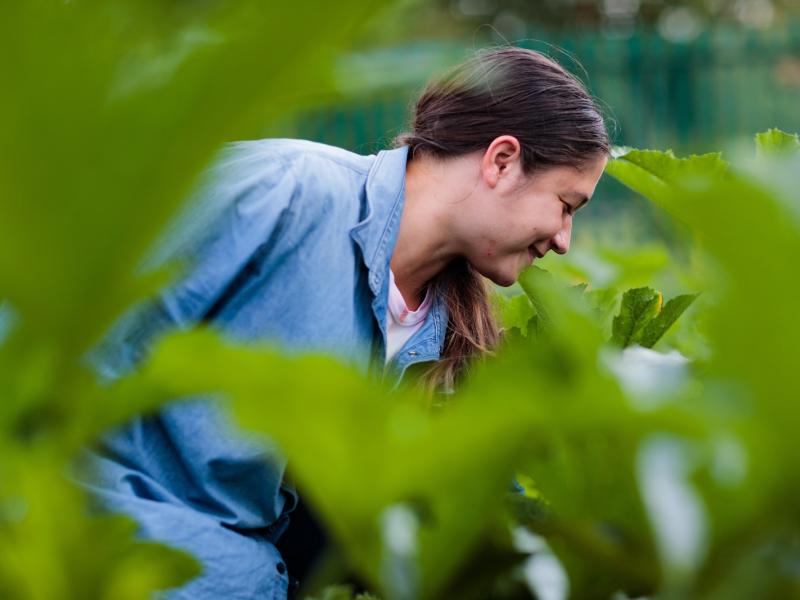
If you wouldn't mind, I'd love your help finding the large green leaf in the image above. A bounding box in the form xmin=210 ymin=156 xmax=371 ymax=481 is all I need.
xmin=126 ymin=330 xmax=536 ymax=600
xmin=607 ymin=131 xmax=800 ymax=598
xmin=0 ymin=1 xmax=396 ymax=598
xmin=489 ymin=267 xmax=671 ymax=598
xmin=0 ymin=454 xmax=200 ymax=600
xmin=611 ymin=287 xmax=663 ymax=347
xmin=0 ymin=0 xmax=388 ymax=358
xmin=605 ymin=149 xmax=728 ymax=212
xmin=0 ymin=0 xmax=394 ymax=437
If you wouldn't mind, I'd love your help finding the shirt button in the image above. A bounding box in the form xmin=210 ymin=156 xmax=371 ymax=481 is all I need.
xmin=408 ymin=350 xmax=418 ymax=356
xmin=276 ymin=562 xmax=287 ymax=575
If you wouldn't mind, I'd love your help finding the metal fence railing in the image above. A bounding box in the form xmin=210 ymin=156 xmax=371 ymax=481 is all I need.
xmin=270 ymin=25 xmax=799 ymax=228
xmin=276 ymin=24 xmax=800 ymax=155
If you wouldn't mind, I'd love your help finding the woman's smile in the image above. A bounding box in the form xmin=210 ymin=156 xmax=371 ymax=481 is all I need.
xmin=527 ymin=244 xmax=543 ymax=263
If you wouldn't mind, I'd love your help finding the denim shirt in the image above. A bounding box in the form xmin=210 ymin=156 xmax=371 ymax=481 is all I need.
xmin=79 ymin=139 xmax=448 ymax=599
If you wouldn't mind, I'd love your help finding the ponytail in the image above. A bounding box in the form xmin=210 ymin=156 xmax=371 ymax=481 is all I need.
xmin=424 ymin=258 xmax=499 ymax=394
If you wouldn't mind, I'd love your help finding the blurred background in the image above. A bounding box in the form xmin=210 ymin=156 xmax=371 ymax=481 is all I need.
xmin=271 ymin=0 xmax=800 ymax=243
xmin=2 ymin=2 xmax=796 ymax=596
xmin=276 ymin=0 xmax=800 ymax=153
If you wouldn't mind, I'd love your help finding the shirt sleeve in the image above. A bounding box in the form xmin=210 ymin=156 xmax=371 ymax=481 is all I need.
xmin=88 ymin=141 xmax=298 ymax=380
xmin=78 ymin=143 xmax=301 ymax=600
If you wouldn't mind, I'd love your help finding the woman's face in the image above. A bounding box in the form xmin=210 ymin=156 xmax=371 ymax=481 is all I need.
xmin=457 ymin=137 xmax=607 ymax=286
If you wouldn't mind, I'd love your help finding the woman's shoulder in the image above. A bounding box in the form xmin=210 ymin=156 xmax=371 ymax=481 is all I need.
xmin=144 ymin=139 xmax=371 ymax=272
xmin=219 ymin=138 xmax=376 ymax=180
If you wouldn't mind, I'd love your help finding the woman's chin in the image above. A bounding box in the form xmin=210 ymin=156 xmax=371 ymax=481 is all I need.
xmin=469 ymin=258 xmax=520 ymax=287
xmin=486 ymin=270 xmax=518 ymax=287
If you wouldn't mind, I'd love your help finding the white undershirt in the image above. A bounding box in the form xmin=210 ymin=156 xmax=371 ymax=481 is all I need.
xmin=385 ymin=269 xmax=432 ymax=364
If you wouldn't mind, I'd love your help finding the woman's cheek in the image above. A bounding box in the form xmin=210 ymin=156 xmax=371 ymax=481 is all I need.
xmin=544 ymin=213 xmax=564 ymax=237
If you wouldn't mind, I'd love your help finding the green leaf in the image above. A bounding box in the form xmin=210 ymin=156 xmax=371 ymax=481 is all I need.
xmin=755 ymin=128 xmax=800 ymax=156
xmin=494 ymin=294 xmax=535 ymax=338
xmin=605 ymin=149 xmax=728 ymax=211
xmin=608 ymin=142 xmax=800 ymax=595
xmin=637 ymin=293 xmax=699 ymax=349
xmin=0 ymin=0 xmax=391 ymax=358
xmin=517 ymin=267 xmax=555 ymax=332
xmin=133 ymin=330 xmax=536 ymax=600
xmin=478 ymin=278 xmax=663 ymax=598
xmin=571 ymin=282 xmax=589 ymax=295
xmin=0 ymin=2 xmax=397 ymax=600
xmin=611 ymin=287 xmax=663 ymax=348
xmin=585 ymin=287 xmax=621 ymax=337
xmin=0 ymin=456 xmax=201 ymax=599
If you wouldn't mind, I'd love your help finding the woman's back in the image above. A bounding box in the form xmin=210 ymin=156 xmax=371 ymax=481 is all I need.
xmin=79 ymin=138 xmax=446 ymax=599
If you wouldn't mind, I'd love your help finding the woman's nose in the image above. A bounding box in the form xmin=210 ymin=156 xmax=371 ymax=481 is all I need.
xmin=551 ymin=220 xmax=572 ymax=255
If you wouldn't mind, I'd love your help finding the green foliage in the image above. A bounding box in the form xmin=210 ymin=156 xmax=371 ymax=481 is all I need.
xmin=487 ymin=130 xmax=800 ymax=598
xmin=606 ymin=148 xmax=728 ymax=211
xmin=0 ymin=0 xmax=391 ymax=598
xmin=122 ymin=330 xmax=535 ymax=600
xmin=636 ymin=293 xmax=699 ymax=349
xmin=3 ymin=1 xmax=799 ymax=597
xmin=501 ymin=270 xmax=697 ymax=351
xmin=305 ymin=585 xmax=383 ymax=600
xmin=436 ymin=0 xmax=800 ymax=29
xmin=605 ymin=131 xmax=800 ymax=597
xmin=611 ymin=287 xmax=663 ymax=347
xmin=0 ymin=454 xmax=201 ymax=599
xmin=488 ymin=267 xmax=668 ymax=599
xmin=611 ymin=288 xmax=698 ymax=349
xmin=755 ymin=128 xmax=800 ymax=155
xmin=493 ymin=293 xmax=535 ymax=338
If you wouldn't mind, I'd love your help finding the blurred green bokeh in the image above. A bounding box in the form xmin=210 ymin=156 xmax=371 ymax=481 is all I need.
xmin=2 ymin=1 xmax=800 ymax=599
xmin=0 ymin=1 xmax=392 ymax=597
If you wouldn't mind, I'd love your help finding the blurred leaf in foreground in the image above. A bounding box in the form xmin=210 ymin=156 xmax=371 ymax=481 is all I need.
xmin=755 ymin=128 xmax=800 ymax=155
xmin=494 ymin=293 xmax=535 ymax=338
xmin=606 ymin=149 xmax=728 ymax=211
xmin=0 ymin=0 xmax=394 ymax=598
xmin=607 ymin=132 xmax=800 ymax=598
xmin=124 ymin=329 xmax=534 ymax=600
xmin=482 ymin=267 xmax=670 ymax=599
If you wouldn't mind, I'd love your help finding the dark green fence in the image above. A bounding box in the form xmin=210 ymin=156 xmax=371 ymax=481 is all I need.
xmin=277 ymin=23 xmax=800 ymax=155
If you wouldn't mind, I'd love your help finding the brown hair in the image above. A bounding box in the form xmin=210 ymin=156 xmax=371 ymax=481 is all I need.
xmin=395 ymin=47 xmax=610 ymax=394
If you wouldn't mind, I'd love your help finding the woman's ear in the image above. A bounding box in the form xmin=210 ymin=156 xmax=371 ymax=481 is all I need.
xmin=481 ymin=135 xmax=522 ymax=189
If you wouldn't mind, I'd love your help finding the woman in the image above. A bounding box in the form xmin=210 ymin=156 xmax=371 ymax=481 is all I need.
xmin=81 ymin=47 xmax=609 ymax=599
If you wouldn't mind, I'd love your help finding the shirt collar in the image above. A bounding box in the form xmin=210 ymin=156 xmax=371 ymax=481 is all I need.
xmin=349 ymin=145 xmax=409 ymax=299
xmin=349 ymin=145 xmax=448 ymax=381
